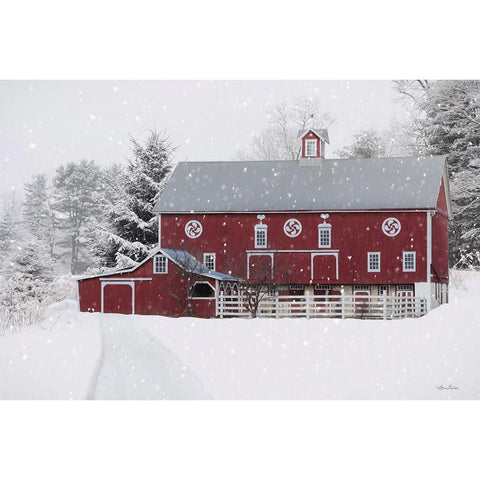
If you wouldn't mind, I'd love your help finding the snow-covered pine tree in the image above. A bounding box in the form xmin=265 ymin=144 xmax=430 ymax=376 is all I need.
xmin=0 ymin=191 xmax=22 ymax=274
xmin=52 ymin=159 xmax=104 ymax=274
xmin=395 ymin=80 xmax=480 ymax=267
xmin=0 ymin=211 xmax=14 ymax=259
xmin=93 ymin=129 xmax=175 ymax=269
xmin=22 ymin=173 xmax=56 ymax=256
xmin=89 ymin=162 xmax=127 ymax=270
xmin=9 ymin=238 xmax=54 ymax=283
xmin=336 ymin=129 xmax=387 ymax=159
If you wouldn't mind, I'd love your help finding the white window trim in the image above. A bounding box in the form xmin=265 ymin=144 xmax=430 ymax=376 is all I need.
xmin=367 ymin=252 xmax=381 ymax=272
xmin=153 ymin=254 xmax=168 ymax=274
xmin=305 ymin=139 xmax=317 ymax=157
xmin=318 ymin=226 xmax=331 ymax=248
xmin=254 ymin=224 xmax=268 ymax=249
xmin=402 ymin=251 xmax=416 ymax=272
xmin=203 ymin=252 xmax=216 ymax=271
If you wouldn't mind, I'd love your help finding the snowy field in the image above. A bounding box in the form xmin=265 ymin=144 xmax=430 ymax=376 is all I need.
xmin=1 ymin=270 xmax=480 ymax=400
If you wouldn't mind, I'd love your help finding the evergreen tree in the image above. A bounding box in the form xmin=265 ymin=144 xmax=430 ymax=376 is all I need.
xmin=89 ymin=163 xmax=127 ymax=269
xmin=0 ymin=211 xmax=15 ymax=266
xmin=23 ymin=173 xmax=56 ymax=256
xmin=93 ymin=129 xmax=175 ymax=268
xmin=52 ymin=159 xmax=104 ymax=274
xmin=336 ymin=129 xmax=387 ymax=159
xmin=395 ymin=80 xmax=480 ymax=266
xmin=10 ymin=238 xmax=54 ymax=282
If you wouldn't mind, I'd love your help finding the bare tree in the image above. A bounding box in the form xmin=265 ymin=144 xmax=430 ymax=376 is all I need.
xmin=167 ymin=249 xmax=212 ymax=317
xmin=225 ymin=253 xmax=292 ymax=318
xmin=235 ymin=97 xmax=334 ymax=161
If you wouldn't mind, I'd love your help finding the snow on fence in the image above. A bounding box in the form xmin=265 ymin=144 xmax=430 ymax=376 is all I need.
xmin=217 ymin=293 xmax=427 ymax=319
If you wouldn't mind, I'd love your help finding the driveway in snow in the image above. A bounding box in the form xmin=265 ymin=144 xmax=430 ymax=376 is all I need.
xmin=92 ymin=316 xmax=211 ymax=400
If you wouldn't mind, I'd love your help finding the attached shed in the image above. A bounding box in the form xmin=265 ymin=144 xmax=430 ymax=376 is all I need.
xmin=76 ymin=248 xmax=239 ymax=317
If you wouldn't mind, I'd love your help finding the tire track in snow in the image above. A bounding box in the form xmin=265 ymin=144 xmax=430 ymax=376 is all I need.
xmin=93 ymin=316 xmax=211 ymax=400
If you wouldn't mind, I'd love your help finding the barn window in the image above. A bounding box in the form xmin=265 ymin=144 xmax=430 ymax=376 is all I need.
xmin=192 ymin=281 xmax=215 ymax=298
xmin=255 ymin=223 xmax=268 ymax=248
xmin=153 ymin=254 xmax=168 ymax=274
xmin=305 ymin=139 xmax=317 ymax=157
xmin=318 ymin=226 xmax=331 ymax=248
xmin=403 ymin=251 xmax=416 ymax=272
xmin=378 ymin=285 xmax=388 ymax=295
xmin=318 ymin=214 xmax=331 ymax=248
xmin=203 ymin=253 xmax=216 ymax=271
xmin=353 ymin=285 xmax=370 ymax=292
xmin=367 ymin=252 xmax=381 ymax=272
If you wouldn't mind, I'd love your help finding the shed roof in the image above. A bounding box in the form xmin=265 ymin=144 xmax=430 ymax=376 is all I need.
xmin=75 ymin=247 xmax=240 ymax=281
xmin=153 ymin=155 xmax=449 ymax=214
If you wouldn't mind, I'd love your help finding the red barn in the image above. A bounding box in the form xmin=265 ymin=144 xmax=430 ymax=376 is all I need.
xmin=78 ymin=128 xmax=452 ymax=318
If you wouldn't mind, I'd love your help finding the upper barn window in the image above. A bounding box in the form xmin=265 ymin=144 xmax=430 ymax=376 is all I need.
xmin=403 ymin=251 xmax=416 ymax=272
xmin=368 ymin=252 xmax=381 ymax=272
xmin=318 ymin=214 xmax=331 ymax=248
xmin=255 ymin=215 xmax=268 ymax=248
xmin=305 ymin=139 xmax=317 ymax=157
xmin=153 ymin=254 xmax=168 ymax=274
xmin=203 ymin=253 xmax=216 ymax=271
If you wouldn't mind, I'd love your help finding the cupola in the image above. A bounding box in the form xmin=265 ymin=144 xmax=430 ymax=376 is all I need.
xmin=298 ymin=128 xmax=329 ymax=166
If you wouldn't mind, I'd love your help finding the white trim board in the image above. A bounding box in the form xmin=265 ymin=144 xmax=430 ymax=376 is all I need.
xmin=311 ymin=252 xmax=339 ymax=280
xmin=101 ymin=281 xmax=135 ymax=314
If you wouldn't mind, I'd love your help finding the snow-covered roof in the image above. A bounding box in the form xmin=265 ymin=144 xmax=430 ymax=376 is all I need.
xmin=297 ymin=129 xmax=330 ymax=143
xmin=153 ymin=155 xmax=449 ymax=214
xmin=75 ymin=247 xmax=240 ymax=281
xmin=162 ymin=249 xmax=239 ymax=281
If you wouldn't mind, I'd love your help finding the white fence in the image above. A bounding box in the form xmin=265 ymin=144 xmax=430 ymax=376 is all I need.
xmin=217 ymin=293 xmax=427 ymax=319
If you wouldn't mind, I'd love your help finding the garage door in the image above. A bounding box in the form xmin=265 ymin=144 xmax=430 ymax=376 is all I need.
xmin=103 ymin=283 xmax=133 ymax=314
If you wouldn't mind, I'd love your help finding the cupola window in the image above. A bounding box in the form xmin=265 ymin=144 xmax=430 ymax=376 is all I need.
xmin=305 ymin=139 xmax=317 ymax=157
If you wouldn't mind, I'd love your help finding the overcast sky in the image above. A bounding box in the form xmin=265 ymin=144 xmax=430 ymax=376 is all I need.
xmin=0 ymin=80 xmax=405 ymax=192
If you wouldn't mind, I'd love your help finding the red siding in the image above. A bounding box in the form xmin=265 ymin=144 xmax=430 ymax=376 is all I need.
xmin=436 ymin=175 xmax=449 ymax=217
xmin=301 ymin=131 xmax=322 ymax=158
xmin=432 ymin=212 xmax=449 ymax=283
xmin=161 ymin=211 xmax=429 ymax=285
xmin=78 ymin=256 xmax=217 ymax=318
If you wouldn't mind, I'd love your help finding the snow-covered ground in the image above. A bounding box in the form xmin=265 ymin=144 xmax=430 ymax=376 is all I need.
xmin=0 ymin=300 xmax=102 ymax=400
xmin=1 ymin=270 xmax=480 ymax=400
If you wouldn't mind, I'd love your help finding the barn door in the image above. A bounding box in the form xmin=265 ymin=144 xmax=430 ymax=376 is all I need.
xmin=312 ymin=254 xmax=337 ymax=282
xmin=102 ymin=282 xmax=134 ymax=314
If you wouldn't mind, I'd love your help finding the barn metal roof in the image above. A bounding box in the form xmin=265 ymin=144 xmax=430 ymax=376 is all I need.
xmin=153 ymin=155 xmax=449 ymax=214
